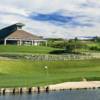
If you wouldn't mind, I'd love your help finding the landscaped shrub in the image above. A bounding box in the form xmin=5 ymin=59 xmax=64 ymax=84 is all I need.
xmin=89 ymin=46 xmax=100 ymax=51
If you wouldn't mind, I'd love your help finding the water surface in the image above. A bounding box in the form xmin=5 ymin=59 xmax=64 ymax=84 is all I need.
xmin=0 ymin=89 xmax=100 ymax=100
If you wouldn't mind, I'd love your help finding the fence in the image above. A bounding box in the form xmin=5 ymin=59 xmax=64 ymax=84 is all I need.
xmin=0 ymin=53 xmax=94 ymax=61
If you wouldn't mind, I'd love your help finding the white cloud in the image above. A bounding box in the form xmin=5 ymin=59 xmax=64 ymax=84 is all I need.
xmin=0 ymin=0 xmax=100 ymax=38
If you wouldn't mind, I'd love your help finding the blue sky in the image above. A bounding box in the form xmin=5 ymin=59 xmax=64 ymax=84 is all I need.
xmin=0 ymin=0 xmax=100 ymax=38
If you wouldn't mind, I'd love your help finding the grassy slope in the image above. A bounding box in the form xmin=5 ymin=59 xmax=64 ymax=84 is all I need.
xmin=0 ymin=45 xmax=60 ymax=54
xmin=0 ymin=59 xmax=100 ymax=87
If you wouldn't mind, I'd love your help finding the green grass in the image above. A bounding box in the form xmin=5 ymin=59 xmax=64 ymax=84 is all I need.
xmin=0 ymin=59 xmax=100 ymax=87
xmin=0 ymin=45 xmax=60 ymax=54
xmin=87 ymin=42 xmax=100 ymax=48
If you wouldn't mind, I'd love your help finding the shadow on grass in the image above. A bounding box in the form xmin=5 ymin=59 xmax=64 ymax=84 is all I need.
xmin=49 ymin=50 xmax=82 ymax=55
xmin=49 ymin=50 xmax=67 ymax=54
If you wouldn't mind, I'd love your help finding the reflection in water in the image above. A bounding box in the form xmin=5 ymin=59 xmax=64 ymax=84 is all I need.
xmin=0 ymin=89 xmax=100 ymax=100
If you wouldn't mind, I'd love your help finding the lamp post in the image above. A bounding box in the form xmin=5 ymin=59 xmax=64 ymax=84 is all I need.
xmin=44 ymin=66 xmax=49 ymax=93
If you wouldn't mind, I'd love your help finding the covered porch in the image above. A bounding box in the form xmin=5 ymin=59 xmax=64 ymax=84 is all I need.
xmin=4 ymin=38 xmax=47 ymax=46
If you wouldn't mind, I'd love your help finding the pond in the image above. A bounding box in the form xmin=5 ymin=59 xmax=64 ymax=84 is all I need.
xmin=0 ymin=89 xmax=100 ymax=100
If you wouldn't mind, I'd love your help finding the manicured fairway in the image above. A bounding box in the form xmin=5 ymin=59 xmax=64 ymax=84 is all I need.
xmin=0 ymin=45 xmax=60 ymax=54
xmin=0 ymin=59 xmax=100 ymax=87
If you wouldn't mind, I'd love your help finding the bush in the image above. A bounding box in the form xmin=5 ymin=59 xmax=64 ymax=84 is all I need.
xmin=90 ymin=46 xmax=100 ymax=51
xmin=65 ymin=42 xmax=87 ymax=53
xmin=47 ymin=41 xmax=66 ymax=48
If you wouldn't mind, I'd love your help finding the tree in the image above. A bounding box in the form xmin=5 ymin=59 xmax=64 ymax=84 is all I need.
xmin=65 ymin=42 xmax=86 ymax=53
xmin=74 ymin=37 xmax=78 ymax=42
xmin=65 ymin=43 xmax=75 ymax=53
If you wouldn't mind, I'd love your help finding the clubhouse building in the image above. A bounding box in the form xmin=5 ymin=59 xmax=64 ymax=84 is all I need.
xmin=0 ymin=23 xmax=47 ymax=46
